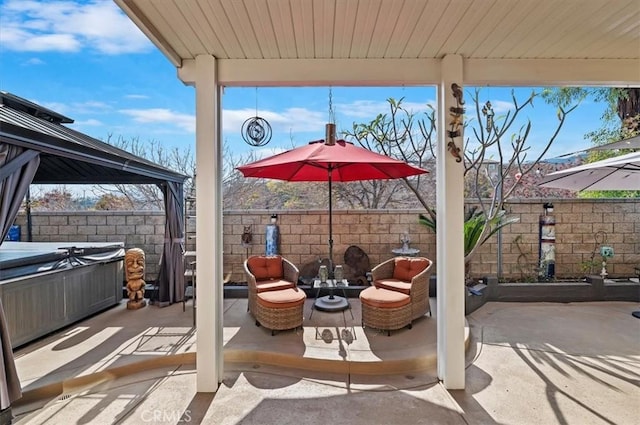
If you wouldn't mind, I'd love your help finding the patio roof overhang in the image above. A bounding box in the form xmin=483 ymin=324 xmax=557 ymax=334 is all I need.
xmin=116 ymin=0 xmax=640 ymax=86
xmin=114 ymin=0 xmax=640 ymax=393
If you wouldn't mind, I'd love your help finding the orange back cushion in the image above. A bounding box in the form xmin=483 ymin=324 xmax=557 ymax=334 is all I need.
xmin=393 ymin=257 xmax=429 ymax=282
xmin=248 ymin=256 xmax=284 ymax=280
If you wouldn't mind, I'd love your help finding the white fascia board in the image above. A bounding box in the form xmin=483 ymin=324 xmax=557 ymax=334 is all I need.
xmin=210 ymin=58 xmax=441 ymax=87
xmin=178 ymin=57 xmax=640 ymax=87
xmin=464 ymin=59 xmax=640 ymax=87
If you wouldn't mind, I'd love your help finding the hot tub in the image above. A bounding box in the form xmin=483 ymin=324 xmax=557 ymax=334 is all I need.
xmin=0 ymin=242 xmax=125 ymax=348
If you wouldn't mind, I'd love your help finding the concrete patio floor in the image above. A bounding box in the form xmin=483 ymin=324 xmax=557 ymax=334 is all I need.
xmin=10 ymin=299 xmax=640 ymax=424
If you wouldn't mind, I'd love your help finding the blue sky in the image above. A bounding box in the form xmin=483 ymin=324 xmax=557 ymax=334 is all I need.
xmin=1 ymin=0 xmax=610 ymax=163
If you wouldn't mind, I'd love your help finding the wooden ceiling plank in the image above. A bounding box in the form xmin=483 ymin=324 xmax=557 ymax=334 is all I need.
xmin=420 ymin=0 xmax=471 ymax=57
xmin=383 ymin=0 xmax=428 ymax=59
xmin=332 ymin=0 xmax=358 ymax=58
xmin=245 ymin=0 xmax=281 ymax=58
xmin=155 ymin=0 xmax=206 ymax=56
xmin=217 ymin=0 xmax=261 ymax=58
xmin=455 ymin=0 xmax=511 ymax=58
xmin=402 ymin=0 xmax=448 ymax=58
xmin=174 ymin=1 xmax=223 ymax=57
xmin=545 ymin=2 xmax=640 ymax=59
xmin=349 ymin=0 xmax=383 ymax=58
xmin=313 ymin=0 xmax=336 ymax=58
xmin=290 ymin=0 xmax=316 ymax=58
xmin=526 ymin=0 xmax=613 ymax=57
xmin=198 ymin=0 xmax=243 ymax=59
xmin=472 ymin=0 xmax=540 ymax=57
xmin=436 ymin=0 xmax=496 ymax=57
xmin=269 ymin=0 xmax=297 ymax=58
xmin=484 ymin=1 xmax=557 ymax=59
xmin=367 ymin=0 xmax=406 ymax=58
xmin=591 ymin=14 xmax=640 ymax=58
xmin=141 ymin=0 xmax=191 ymax=59
xmin=119 ymin=0 xmax=640 ymax=64
xmin=501 ymin=1 xmax=576 ymax=59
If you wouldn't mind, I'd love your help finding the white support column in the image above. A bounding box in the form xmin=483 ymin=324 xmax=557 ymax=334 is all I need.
xmin=215 ymin=83 xmax=224 ymax=383
xmin=194 ymin=54 xmax=223 ymax=392
xmin=436 ymin=54 xmax=466 ymax=390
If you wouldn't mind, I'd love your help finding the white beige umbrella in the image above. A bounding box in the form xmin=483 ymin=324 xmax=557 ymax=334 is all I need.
xmin=539 ymin=151 xmax=640 ymax=191
xmin=587 ymin=135 xmax=640 ymax=151
xmin=539 ymin=150 xmax=640 ymax=320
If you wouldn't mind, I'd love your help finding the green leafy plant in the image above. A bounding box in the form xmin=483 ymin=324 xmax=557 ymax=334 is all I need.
xmin=580 ymin=259 xmax=601 ymax=276
xmin=419 ymin=206 xmax=520 ymax=281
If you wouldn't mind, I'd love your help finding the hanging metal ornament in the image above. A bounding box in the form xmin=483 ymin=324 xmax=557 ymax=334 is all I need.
xmin=242 ymin=88 xmax=272 ymax=147
xmin=242 ymin=116 xmax=272 ymax=146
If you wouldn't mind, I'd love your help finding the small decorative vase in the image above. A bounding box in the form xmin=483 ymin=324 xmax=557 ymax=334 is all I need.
xmin=334 ymin=265 xmax=344 ymax=282
xmin=319 ymin=265 xmax=328 ymax=283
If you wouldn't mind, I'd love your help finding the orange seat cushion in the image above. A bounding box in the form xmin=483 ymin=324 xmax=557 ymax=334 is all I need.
xmin=248 ymin=255 xmax=284 ymax=280
xmin=255 ymin=279 xmax=295 ymax=293
xmin=374 ymin=278 xmax=412 ymax=295
xmin=393 ymin=257 xmax=429 ymax=282
xmin=359 ymin=286 xmax=410 ymax=309
xmin=257 ymin=288 xmax=306 ymax=309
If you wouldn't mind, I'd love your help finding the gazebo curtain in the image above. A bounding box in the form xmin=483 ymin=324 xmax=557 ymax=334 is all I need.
xmin=0 ymin=144 xmax=39 ymax=242
xmin=156 ymin=181 xmax=185 ymax=305
xmin=0 ymin=143 xmax=38 ymax=410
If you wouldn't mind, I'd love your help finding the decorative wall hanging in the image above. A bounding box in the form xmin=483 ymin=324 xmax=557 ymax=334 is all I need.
xmin=241 ymin=225 xmax=252 ymax=246
xmin=242 ymin=88 xmax=272 ymax=147
xmin=447 ymin=83 xmax=464 ymax=163
xmin=481 ymin=100 xmax=495 ymax=133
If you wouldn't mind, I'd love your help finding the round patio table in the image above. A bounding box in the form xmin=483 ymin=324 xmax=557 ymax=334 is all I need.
xmin=309 ymin=279 xmax=353 ymax=319
xmin=392 ymin=247 xmax=420 ymax=257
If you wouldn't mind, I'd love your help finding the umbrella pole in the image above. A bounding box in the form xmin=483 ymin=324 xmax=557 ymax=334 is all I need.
xmin=328 ymin=168 xmax=334 ymax=273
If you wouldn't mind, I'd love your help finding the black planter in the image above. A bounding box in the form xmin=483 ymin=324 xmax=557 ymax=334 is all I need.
xmin=429 ymin=275 xmax=437 ymax=297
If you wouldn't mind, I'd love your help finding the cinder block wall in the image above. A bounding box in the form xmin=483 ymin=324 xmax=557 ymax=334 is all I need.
xmin=13 ymin=199 xmax=639 ymax=282
xmin=473 ymin=199 xmax=639 ymax=279
xmin=217 ymin=209 xmax=437 ymax=283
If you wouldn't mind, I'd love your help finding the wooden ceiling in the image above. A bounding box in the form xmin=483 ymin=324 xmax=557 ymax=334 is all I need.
xmin=116 ymin=0 xmax=640 ymax=86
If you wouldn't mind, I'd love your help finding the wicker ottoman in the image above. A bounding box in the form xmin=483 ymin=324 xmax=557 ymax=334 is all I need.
xmin=255 ymin=287 xmax=306 ymax=335
xmin=360 ymin=286 xmax=412 ymax=336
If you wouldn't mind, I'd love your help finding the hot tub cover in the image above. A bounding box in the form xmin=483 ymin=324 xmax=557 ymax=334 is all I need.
xmin=0 ymin=242 xmax=125 ymax=281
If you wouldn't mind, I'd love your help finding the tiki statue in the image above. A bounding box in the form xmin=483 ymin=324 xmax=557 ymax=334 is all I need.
xmin=125 ymin=248 xmax=147 ymax=309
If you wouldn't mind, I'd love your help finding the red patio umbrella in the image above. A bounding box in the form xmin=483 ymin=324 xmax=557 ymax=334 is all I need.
xmin=237 ymin=125 xmax=428 ymax=266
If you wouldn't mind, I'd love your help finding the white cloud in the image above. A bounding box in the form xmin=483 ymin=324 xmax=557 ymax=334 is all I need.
xmin=224 ymin=108 xmax=326 ymax=134
xmin=124 ymin=94 xmax=149 ymax=100
xmin=336 ymin=99 xmax=435 ymax=120
xmin=0 ymin=0 xmax=152 ymax=54
xmin=40 ymin=101 xmax=70 ymax=115
xmin=73 ymin=118 xmax=103 ymax=126
xmin=251 ymin=146 xmax=288 ymax=160
xmin=40 ymin=100 xmax=112 ymax=117
xmin=73 ymin=101 xmax=112 ymax=114
xmin=2 ymin=27 xmax=80 ymax=52
xmin=119 ymin=108 xmax=196 ymax=133
xmin=489 ymin=100 xmax=515 ymax=114
xmin=23 ymin=57 xmax=45 ymax=65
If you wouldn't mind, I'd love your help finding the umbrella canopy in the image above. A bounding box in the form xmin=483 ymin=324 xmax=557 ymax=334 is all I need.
xmin=237 ymin=136 xmax=428 ymax=266
xmin=237 ymin=139 xmax=427 ymax=182
xmin=539 ymin=151 xmax=640 ymax=191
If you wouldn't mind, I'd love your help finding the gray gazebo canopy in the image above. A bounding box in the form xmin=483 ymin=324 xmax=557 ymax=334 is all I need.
xmin=0 ymin=91 xmax=188 ymax=305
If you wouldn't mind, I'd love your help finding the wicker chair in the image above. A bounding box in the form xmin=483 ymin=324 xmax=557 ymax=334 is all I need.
xmin=360 ymin=256 xmax=433 ymax=335
xmin=244 ymin=255 xmax=305 ymax=335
